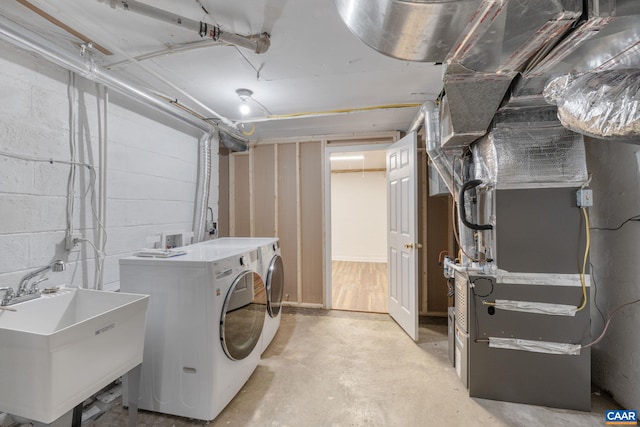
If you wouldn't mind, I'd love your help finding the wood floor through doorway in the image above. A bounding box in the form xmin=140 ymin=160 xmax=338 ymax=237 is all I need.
xmin=331 ymin=260 xmax=387 ymax=313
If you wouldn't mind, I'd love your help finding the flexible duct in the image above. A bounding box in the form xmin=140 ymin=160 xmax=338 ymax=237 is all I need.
xmin=544 ymin=69 xmax=640 ymax=140
xmin=193 ymin=133 xmax=213 ymax=243
xmin=0 ymin=15 xmax=248 ymax=151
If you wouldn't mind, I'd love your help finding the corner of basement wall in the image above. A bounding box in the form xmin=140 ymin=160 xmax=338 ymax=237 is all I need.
xmin=0 ymin=40 xmax=217 ymax=292
xmin=585 ymin=137 xmax=640 ymax=410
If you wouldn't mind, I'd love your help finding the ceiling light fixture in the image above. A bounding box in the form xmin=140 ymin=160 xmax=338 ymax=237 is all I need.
xmin=236 ymin=88 xmax=253 ymax=116
xmin=330 ymin=155 xmax=365 ymax=161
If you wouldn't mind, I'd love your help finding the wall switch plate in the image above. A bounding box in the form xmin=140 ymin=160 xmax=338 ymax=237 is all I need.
xmin=576 ymin=189 xmax=593 ymax=207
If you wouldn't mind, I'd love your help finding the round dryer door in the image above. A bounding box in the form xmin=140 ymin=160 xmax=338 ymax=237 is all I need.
xmin=266 ymin=255 xmax=284 ymax=318
xmin=220 ymin=271 xmax=267 ymax=360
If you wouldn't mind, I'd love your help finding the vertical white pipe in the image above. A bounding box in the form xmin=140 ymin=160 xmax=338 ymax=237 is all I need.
xmin=96 ymin=85 xmax=108 ymax=290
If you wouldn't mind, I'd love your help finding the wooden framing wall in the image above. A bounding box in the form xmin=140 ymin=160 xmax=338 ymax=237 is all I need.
xmin=220 ymin=132 xmax=451 ymax=312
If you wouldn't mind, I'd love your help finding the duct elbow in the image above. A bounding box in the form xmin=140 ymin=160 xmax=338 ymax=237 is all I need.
xmin=217 ymin=30 xmax=271 ymax=54
xmin=254 ymin=32 xmax=271 ymax=54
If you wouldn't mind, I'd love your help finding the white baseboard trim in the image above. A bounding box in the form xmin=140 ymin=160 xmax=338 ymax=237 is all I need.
xmin=331 ymin=257 xmax=387 ymax=263
xmin=282 ymin=301 xmax=326 ymax=309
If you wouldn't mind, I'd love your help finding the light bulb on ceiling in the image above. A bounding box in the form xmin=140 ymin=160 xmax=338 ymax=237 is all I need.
xmin=236 ymin=88 xmax=253 ymax=116
xmin=239 ymin=100 xmax=250 ymax=115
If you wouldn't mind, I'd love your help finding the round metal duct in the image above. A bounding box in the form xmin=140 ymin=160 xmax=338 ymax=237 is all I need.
xmin=333 ymin=0 xmax=480 ymax=62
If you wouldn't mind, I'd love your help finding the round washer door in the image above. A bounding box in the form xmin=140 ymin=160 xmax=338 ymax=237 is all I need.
xmin=266 ymin=255 xmax=284 ymax=318
xmin=220 ymin=271 xmax=266 ymax=360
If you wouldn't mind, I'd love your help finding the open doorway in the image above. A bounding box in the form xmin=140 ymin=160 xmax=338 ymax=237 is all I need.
xmin=325 ymin=146 xmax=389 ymax=313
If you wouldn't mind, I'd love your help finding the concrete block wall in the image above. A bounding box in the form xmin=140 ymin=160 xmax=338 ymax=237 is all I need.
xmin=0 ymin=40 xmax=213 ymax=292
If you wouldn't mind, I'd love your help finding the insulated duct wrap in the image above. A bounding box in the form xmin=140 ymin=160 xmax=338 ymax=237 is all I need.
xmin=472 ymin=121 xmax=588 ymax=189
xmin=544 ymin=69 xmax=640 ymax=140
xmin=489 ymin=337 xmax=581 ymax=356
xmin=489 ymin=299 xmax=577 ymax=317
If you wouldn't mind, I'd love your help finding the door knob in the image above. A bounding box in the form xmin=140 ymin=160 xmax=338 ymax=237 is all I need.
xmin=404 ymin=243 xmax=423 ymax=250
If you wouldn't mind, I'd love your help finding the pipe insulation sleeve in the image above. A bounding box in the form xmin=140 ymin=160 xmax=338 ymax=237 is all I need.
xmin=193 ymin=133 xmax=213 ymax=243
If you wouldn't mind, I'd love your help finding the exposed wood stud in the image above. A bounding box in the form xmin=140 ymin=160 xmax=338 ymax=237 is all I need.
xmin=17 ymin=0 xmax=114 ymax=56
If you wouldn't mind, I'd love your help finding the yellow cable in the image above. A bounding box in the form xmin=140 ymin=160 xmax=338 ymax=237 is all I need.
xmin=266 ymin=103 xmax=422 ymax=119
xmin=241 ymin=123 xmax=256 ymax=136
xmin=576 ymin=207 xmax=591 ymax=311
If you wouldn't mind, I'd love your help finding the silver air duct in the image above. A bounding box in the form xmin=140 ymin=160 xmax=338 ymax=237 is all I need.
xmin=193 ymin=133 xmax=213 ymax=243
xmin=424 ymin=100 xmax=461 ymax=196
xmin=107 ymin=0 xmax=271 ymax=54
xmin=219 ymin=131 xmax=249 ymax=153
xmin=334 ymin=0 xmax=480 ymax=62
xmin=335 ymin=0 xmax=583 ymax=148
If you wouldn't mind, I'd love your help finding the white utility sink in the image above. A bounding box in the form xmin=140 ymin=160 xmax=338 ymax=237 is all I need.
xmin=0 ymin=287 xmax=149 ymax=424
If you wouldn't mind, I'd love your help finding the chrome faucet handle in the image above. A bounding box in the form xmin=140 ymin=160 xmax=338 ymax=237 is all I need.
xmin=0 ymin=287 xmax=15 ymax=306
xmin=29 ymin=277 xmax=48 ymax=294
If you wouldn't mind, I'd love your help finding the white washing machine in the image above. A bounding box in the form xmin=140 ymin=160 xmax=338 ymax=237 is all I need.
xmin=193 ymin=238 xmax=284 ymax=354
xmin=119 ymin=245 xmax=266 ymax=421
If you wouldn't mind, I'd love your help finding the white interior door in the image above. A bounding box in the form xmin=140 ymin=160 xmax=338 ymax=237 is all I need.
xmin=387 ymin=132 xmax=418 ymax=340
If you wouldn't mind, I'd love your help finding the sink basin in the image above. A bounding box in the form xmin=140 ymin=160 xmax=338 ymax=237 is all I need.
xmin=0 ymin=287 xmax=149 ymax=424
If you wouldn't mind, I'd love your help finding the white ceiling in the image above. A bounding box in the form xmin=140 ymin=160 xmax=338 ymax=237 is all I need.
xmin=1 ymin=0 xmax=444 ymax=141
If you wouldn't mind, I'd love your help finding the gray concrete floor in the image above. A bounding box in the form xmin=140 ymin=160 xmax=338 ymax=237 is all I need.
xmin=86 ymin=307 xmax=616 ymax=426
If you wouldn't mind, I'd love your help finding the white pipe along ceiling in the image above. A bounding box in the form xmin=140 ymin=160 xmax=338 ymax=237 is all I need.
xmin=0 ymin=12 xmax=249 ymax=151
xmin=103 ymin=0 xmax=271 ymax=55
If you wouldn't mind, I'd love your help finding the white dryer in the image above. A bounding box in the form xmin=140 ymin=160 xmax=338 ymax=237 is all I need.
xmin=193 ymin=238 xmax=284 ymax=354
xmin=257 ymin=239 xmax=283 ymax=353
xmin=119 ymin=245 xmax=266 ymax=421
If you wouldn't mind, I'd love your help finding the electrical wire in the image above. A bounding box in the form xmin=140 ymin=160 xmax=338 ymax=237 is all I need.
xmin=576 ymin=207 xmax=591 ymax=311
xmin=582 ymin=297 xmax=640 ymax=349
xmin=0 ymin=151 xmax=94 ymax=169
xmin=263 ymin=103 xmax=422 ymax=120
xmin=470 ymin=277 xmax=494 ymax=298
xmin=240 ymin=123 xmax=257 ymax=136
xmin=74 ymin=238 xmax=103 ymax=290
xmin=590 ymin=214 xmax=640 ymax=231
xmin=589 ymin=262 xmax=607 ymax=326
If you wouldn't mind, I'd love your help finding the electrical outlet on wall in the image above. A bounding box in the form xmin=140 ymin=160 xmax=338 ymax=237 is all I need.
xmin=576 ymin=189 xmax=593 ymax=207
xmin=65 ymin=232 xmax=82 ymax=251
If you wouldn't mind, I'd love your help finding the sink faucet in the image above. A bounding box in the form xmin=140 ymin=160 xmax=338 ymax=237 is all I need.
xmin=1 ymin=261 xmax=66 ymax=307
xmin=17 ymin=260 xmax=66 ymax=296
xmin=0 ymin=287 xmax=14 ymax=306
